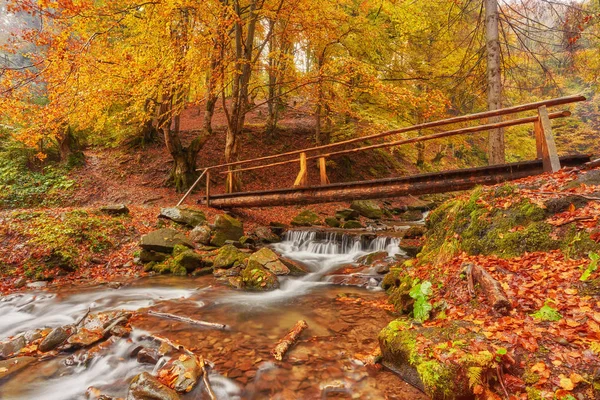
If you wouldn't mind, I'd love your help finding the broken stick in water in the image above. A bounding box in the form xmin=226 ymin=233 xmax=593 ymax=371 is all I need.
xmin=147 ymin=310 xmax=229 ymax=330
xmin=200 ymin=357 xmax=217 ymax=400
xmin=271 ymin=319 xmax=308 ymax=361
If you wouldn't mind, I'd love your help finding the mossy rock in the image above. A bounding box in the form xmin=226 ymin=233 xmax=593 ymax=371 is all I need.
xmin=324 ymin=217 xmax=341 ymax=228
xmin=350 ymin=200 xmax=383 ymax=219
xmin=544 ymin=195 xmax=589 ymax=214
xmin=398 ymin=210 xmax=423 ymax=222
xmin=291 ymin=210 xmax=322 ymax=226
xmin=382 ymin=268 xmax=414 ymax=314
xmin=248 ymin=248 xmax=289 ymax=275
xmin=139 ymin=249 xmax=169 ymax=263
xmin=192 ymin=266 xmax=213 ymax=276
xmin=210 ymin=214 xmax=244 ymax=247
xmin=213 ymin=244 xmax=247 ymax=269
xmin=240 ymin=264 xmax=279 ymax=291
xmin=379 ymin=320 xmax=482 ymax=399
xmin=140 ymin=228 xmax=194 ymax=253
xmin=404 ymin=226 xmax=427 ymax=239
xmin=335 ymin=208 xmax=360 ymax=221
xmin=342 ymin=220 xmax=364 ymax=229
xmin=159 ymin=207 xmax=206 ymax=228
xmin=173 ymin=250 xmax=204 ymax=272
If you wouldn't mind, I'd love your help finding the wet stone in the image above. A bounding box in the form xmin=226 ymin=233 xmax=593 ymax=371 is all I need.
xmin=0 ymin=336 xmax=26 ymax=359
xmin=136 ymin=347 xmax=161 ymax=365
xmin=127 ymin=372 xmax=179 ymax=400
xmin=67 ymin=328 xmax=104 ymax=348
xmin=0 ymin=356 xmax=37 ymax=379
xmin=39 ymin=326 xmax=73 ymax=352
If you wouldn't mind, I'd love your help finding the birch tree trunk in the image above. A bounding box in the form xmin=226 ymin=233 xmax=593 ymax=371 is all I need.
xmin=485 ymin=0 xmax=505 ymax=165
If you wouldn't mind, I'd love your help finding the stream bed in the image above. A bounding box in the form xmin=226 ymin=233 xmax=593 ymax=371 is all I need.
xmin=0 ymin=231 xmax=426 ymax=399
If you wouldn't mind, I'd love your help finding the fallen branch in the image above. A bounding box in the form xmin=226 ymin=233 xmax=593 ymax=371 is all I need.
xmin=552 ymin=216 xmax=596 ymax=227
xmin=200 ymin=358 xmax=217 ymax=400
xmin=74 ymin=307 xmax=91 ymax=327
xmin=464 ymin=263 xmax=512 ymax=315
xmin=145 ymin=333 xmax=195 ymax=356
xmin=271 ymin=320 xmax=308 ymax=361
xmin=147 ymin=310 xmax=228 ymax=330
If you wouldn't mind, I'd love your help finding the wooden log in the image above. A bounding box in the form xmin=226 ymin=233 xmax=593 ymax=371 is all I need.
xmin=537 ymin=106 xmax=561 ymax=172
xmin=319 ymin=157 xmax=330 ymax=185
xmin=464 ymin=263 xmax=512 ymax=315
xmin=148 ymin=310 xmax=229 ymax=330
xmin=271 ymin=320 xmax=308 ymax=361
xmin=534 ymin=120 xmax=543 ymax=159
xmin=205 ymin=170 xmax=211 ymax=207
xmin=293 ymin=152 xmax=308 ymax=187
xmin=199 ymin=156 xmax=590 ymax=208
xmin=198 ymin=95 xmax=585 ymax=171
xmin=176 ymin=168 xmax=208 ymax=207
xmin=201 ymin=359 xmax=217 ymax=400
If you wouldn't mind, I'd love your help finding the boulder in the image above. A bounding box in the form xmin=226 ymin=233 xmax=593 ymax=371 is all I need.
xmin=127 ymin=372 xmax=179 ymax=400
xmin=160 ymin=354 xmax=202 ymax=393
xmin=212 ymin=245 xmax=247 ymax=269
xmin=350 ymin=200 xmax=383 ymax=219
xmin=210 ymin=214 xmax=244 ymax=247
xmin=0 ymin=336 xmax=26 ymax=359
xmin=357 ymin=251 xmax=388 ymax=266
xmin=159 ymin=207 xmax=206 ymax=228
xmin=173 ymin=250 xmax=204 ymax=272
xmin=269 ymin=222 xmax=287 ymax=236
xmin=67 ymin=328 xmax=104 ymax=348
xmin=403 ymin=226 xmax=427 ymax=239
xmin=136 ymin=347 xmax=161 ymax=365
xmin=324 ymin=217 xmax=341 ymax=228
xmin=140 ymin=229 xmax=194 ymax=253
xmin=544 ymin=195 xmax=589 ymax=214
xmin=279 ymin=256 xmax=310 ymax=275
xmin=189 ymin=225 xmax=212 ymax=245
xmin=398 ymin=210 xmax=423 ymax=222
xmin=39 ymin=326 xmax=73 ymax=352
xmin=335 ymin=208 xmax=360 ymax=221
xmin=192 ymin=266 xmax=213 ymax=276
xmin=252 ymin=226 xmax=280 ymax=243
xmin=100 ymin=204 xmax=130 ymax=216
xmin=342 ymin=220 xmax=364 ymax=229
xmin=139 ymin=250 xmax=169 ymax=263
xmin=240 ymin=265 xmax=279 ymax=291
xmin=248 ymin=248 xmax=290 ymax=275
xmin=291 ymin=210 xmax=321 ymax=226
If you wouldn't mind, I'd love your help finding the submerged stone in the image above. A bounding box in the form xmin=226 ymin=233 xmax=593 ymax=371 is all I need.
xmin=0 ymin=357 xmax=37 ymax=379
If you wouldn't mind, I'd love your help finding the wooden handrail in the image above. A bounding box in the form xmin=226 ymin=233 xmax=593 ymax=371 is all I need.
xmin=200 ymin=95 xmax=584 ymax=172
xmin=217 ymin=110 xmax=570 ymax=175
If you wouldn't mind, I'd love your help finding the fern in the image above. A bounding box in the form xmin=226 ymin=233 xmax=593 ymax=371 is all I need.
xmin=467 ymin=366 xmax=483 ymax=388
xmin=531 ymin=300 xmax=562 ymax=322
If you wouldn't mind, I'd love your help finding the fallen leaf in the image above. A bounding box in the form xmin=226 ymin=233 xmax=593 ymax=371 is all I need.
xmin=559 ymin=377 xmax=574 ymax=391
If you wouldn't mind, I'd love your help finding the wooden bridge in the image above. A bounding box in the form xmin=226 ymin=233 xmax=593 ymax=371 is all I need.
xmin=178 ymin=95 xmax=591 ymax=208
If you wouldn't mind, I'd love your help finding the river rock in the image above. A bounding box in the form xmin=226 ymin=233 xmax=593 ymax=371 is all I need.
xmin=159 ymin=207 xmax=206 ymax=228
xmin=240 ymin=264 xmax=279 ymax=291
xmin=403 ymin=226 xmax=427 ymax=239
xmin=67 ymin=328 xmax=103 ymax=348
xmin=190 ymin=225 xmax=212 ymax=245
xmin=0 ymin=356 xmax=37 ymax=379
xmin=269 ymin=222 xmax=287 ymax=236
xmin=252 ymin=226 xmax=280 ymax=243
xmin=39 ymin=326 xmax=73 ymax=352
xmin=324 ymin=217 xmax=341 ymax=228
xmin=213 ymin=245 xmax=247 ymax=269
xmin=248 ymin=248 xmax=290 ymax=275
xmin=140 ymin=229 xmax=194 ymax=253
xmin=335 ymin=208 xmax=360 ymax=221
xmin=356 ymin=251 xmax=388 ymax=266
xmin=398 ymin=210 xmax=423 ymax=221
xmin=279 ymin=256 xmax=310 ymax=275
xmin=291 ymin=210 xmax=321 ymax=226
xmin=350 ymin=200 xmax=383 ymax=219
xmin=160 ymin=354 xmax=202 ymax=393
xmin=342 ymin=220 xmax=364 ymax=229
xmin=100 ymin=204 xmax=130 ymax=216
xmin=139 ymin=250 xmax=169 ymax=263
xmin=127 ymin=372 xmax=179 ymax=400
xmin=0 ymin=336 xmax=26 ymax=359
xmin=210 ymin=214 xmax=244 ymax=247
xmin=173 ymin=250 xmax=204 ymax=272
xmin=136 ymin=347 xmax=161 ymax=365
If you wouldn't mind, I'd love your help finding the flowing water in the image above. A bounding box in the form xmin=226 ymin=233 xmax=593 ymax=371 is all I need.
xmin=0 ymin=230 xmax=426 ymax=400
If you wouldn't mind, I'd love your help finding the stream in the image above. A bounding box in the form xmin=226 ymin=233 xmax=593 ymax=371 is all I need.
xmin=0 ymin=230 xmax=426 ymax=399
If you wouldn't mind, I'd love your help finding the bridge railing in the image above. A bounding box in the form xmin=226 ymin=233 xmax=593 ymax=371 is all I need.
xmin=177 ymin=95 xmax=585 ymax=206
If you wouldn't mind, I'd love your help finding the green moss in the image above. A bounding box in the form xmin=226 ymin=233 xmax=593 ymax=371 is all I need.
xmin=522 ymin=370 xmax=540 ymax=384
xmin=291 ymin=210 xmax=322 ymax=226
xmin=382 ymin=268 xmax=415 ymax=313
xmin=240 ymin=263 xmax=279 ymax=291
xmin=525 ymin=387 xmax=543 ymax=400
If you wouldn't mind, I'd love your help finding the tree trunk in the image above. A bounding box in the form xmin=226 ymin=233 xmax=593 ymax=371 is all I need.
xmin=485 ymin=0 xmax=505 ymax=164
xmin=315 ymin=55 xmax=325 ymax=145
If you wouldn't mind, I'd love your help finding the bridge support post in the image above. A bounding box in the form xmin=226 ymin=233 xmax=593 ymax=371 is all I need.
xmin=319 ymin=157 xmax=330 ymax=185
xmin=293 ymin=152 xmax=308 ymax=187
xmin=205 ymin=169 xmax=211 ymax=207
xmin=536 ymin=105 xmax=561 ymax=173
